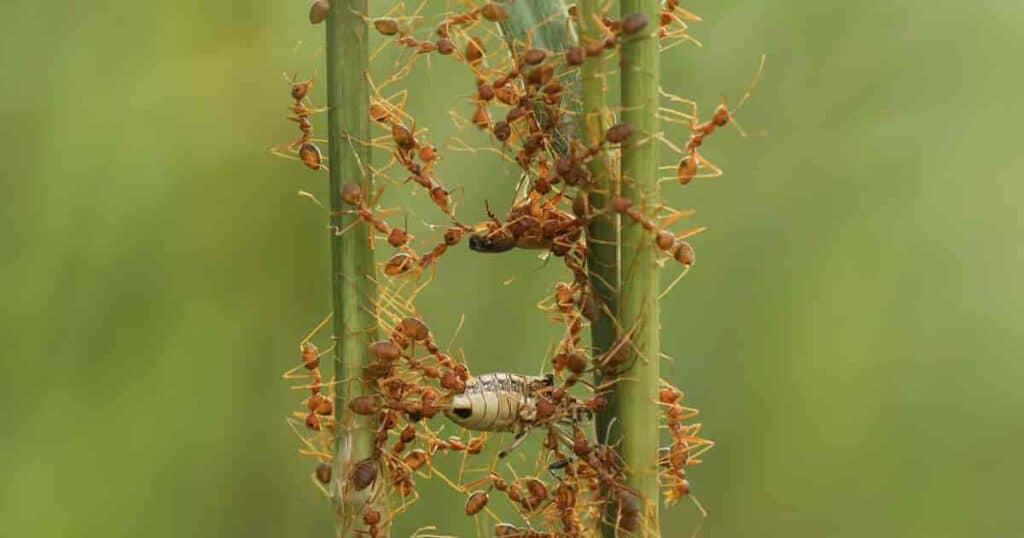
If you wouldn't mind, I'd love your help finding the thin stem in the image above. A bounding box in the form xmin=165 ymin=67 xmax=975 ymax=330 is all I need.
xmin=577 ymin=0 xmax=620 ymax=453
xmin=609 ymin=0 xmax=662 ymax=535
xmin=325 ymin=1 xmax=381 ymax=535
xmin=576 ymin=2 xmax=626 ymax=535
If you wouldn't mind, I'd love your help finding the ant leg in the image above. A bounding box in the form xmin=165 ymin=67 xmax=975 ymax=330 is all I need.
xmin=404 ymin=264 xmax=435 ymax=310
xmin=659 ymin=26 xmax=703 ymax=53
xmin=447 ymin=136 xmax=520 ymax=165
xmin=459 ymin=473 xmax=498 ymax=493
xmin=652 ymin=132 xmax=686 ymax=159
xmin=657 ymin=106 xmax=696 ymax=127
xmin=732 ymin=53 xmax=767 ymax=114
xmin=658 ymin=86 xmax=699 ymax=119
xmin=675 ymin=226 xmax=705 ymax=241
xmin=694 ymin=152 xmax=723 ymax=179
xmin=497 ymin=429 xmax=530 ymax=459
xmin=330 ymin=218 xmax=363 ymax=238
xmin=300 ymin=312 xmax=333 ymax=348
xmin=287 ymin=418 xmax=334 ymax=460
xmin=269 ymin=144 xmax=300 ymax=161
xmin=660 ymin=265 xmax=692 ymax=300
xmin=657 ymin=206 xmax=696 ymax=229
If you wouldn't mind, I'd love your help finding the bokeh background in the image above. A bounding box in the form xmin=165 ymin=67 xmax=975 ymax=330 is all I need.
xmin=3 ymin=1 xmax=1022 ymax=537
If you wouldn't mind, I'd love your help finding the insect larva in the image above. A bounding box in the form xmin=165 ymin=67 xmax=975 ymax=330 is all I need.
xmin=444 ymin=373 xmax=552 ymax=432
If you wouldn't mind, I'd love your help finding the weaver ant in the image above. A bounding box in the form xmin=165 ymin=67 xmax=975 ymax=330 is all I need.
xmin=657 ymin=382 xmax=712 ymax=506
xmin=271 ymin=74 xmax=326 ymax=171
xmin=659 ymin=54 xmax=765 ymax=185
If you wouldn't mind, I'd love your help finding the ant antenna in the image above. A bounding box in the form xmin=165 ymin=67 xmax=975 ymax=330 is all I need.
xmin=732 ymin=53 xmax=766 ymax=113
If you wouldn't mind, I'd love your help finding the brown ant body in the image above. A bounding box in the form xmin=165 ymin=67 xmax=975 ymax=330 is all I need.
xmin=656 ymin=383 xmax=712 ymax=505
xmin=611 ymin=196 xmax=702 ymax=266
xmin=468 ymin=192 xmax=584 ymax=257
xmin=272 ymin=75 xmax=325 ymax=171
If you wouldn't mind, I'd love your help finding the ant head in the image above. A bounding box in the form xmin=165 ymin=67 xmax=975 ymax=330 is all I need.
xmin=711 ymin=103 xmax=731 ymax=127
xmin=468 ymin=232 xmax=515 ymax=253
xmin=291 ymin=80 xmax=312 ymax=101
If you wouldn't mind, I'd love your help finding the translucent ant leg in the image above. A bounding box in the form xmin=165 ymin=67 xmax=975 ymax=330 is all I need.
xmin=403 ymin=265 xmax=436 ymax=310
xmin=300 ymin=312 xmax=333 ymax=348
xmin=330 ymin=218 xmax=364 ymax=239
xmin=289 ymin=104 xmax=329 ymax=116
xmin=455 ymin=432 xmax=474 ymax=487
xmin=659 ymin=28 xmax=703 ymax=53
xmin=368 ymin=72 xmax=414 ymax=124
xmin=369 ymin=134 xmax=399 ymax=150
xmin=659 ymin=265 xmax=692 ymax=300
xmin=390 ymin=482 xmax=422 ymax=514
xmin=447 ymin=137 xmax=520 ymax=165
xmin=287 ymin=418 xmax=334 ymax=459
xmin=309 ymin=471 xmax=332 ymax=498
xmin=292 ymin=375 xmax=340 ymax=395
xmin=657 ymin=107 xmax=696 ymax=129
xmin=369 ymin=277 xmax=416 ymax=326
xmin=657 ymin=206 xmax=696 ymax=229
xmin=694 ymin=152 xmax=723 ymax=179
xmin=423 ymin=458 xmax=502 ymax=521
xmin=497 ymin=429 xmax=530 ymax=459
xmin=659 ymin=83 xmax=698 ymax=107
xmin=732 ymin=53 xmax=767 ymax=114
xmin=674 ymin=226 xmax=705 ymax=241
xmin=653 ymin=133 xmax=685 ymax=163
xmin=408 ymin=527 xmax=456 ymax=538
xmin=458 ymin=473 xmax=498 ymax=493
xmin=375 ymin=91 xmax=412 ymax=125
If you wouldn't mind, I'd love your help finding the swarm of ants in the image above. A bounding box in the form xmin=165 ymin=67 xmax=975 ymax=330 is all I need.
xmin=275 ymin=1 xmax=760 ymax=536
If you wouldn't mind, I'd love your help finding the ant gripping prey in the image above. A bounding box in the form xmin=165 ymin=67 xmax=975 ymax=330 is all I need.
xmin=467 ymin=192 xmax=583 ymax=257
xmin=466 ymin=190 xmax=592 ymax=290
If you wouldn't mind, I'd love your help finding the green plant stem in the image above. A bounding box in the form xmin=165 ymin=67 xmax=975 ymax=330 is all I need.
xmin=325 ymin=1 xmax=381 ymax=535
xmin=575 ymin=3 xmax=625 ymax=535
xmin=577 ymin=0 xmax=620 ymax=449
xmin=609 ymin=0 xmax=662 ymax=535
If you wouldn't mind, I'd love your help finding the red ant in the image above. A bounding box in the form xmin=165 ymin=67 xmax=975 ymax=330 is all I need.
xmin=272 ymin=74 xmax=326 ymax=171
xmin=660 ymin=54 xmax=765 ymax=185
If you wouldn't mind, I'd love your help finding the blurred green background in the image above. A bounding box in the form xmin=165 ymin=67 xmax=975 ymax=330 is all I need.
xmin=3 ymin=1 xmax=1022 ymax=537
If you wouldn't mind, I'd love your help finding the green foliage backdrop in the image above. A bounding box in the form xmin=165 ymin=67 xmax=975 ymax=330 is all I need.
xmin=2 ymin=1 xmax=1022 ymax=536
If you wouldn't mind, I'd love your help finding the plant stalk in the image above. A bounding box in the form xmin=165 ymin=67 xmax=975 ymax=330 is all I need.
xmin=607 ymin=0 xmax=662 ymax=535
xmin=325 ymin=1 xmax=381 ymax=535
xmin=577 ymin=0 xmax=620 ymax=449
